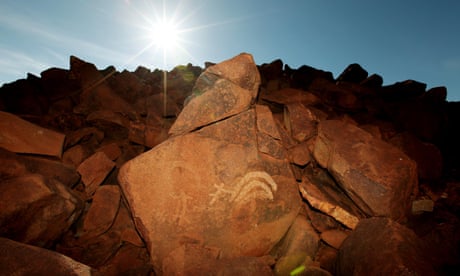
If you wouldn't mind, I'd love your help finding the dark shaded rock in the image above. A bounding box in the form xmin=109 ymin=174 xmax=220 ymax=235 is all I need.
xmin=259 ymin=59 xmax=284 ymax=81
xmin=0 ymin=174 xmax=83 ymax=248
xmin=284 ymin=103 xmax=319 ymax=142
xmin=0 ymin=237 xmax=92 ymax=276
xmin=360 ymin=73 xmax=383 ymax=88
xmin=336 ymin=63 xmax=368 ymax=84
xmin=286 ymin=64 xmax=334 ymax=90
xmin=381 ymin=79 xmax=427 ymax=100
xmin=390 ymin=132 xmax=443 ymax=182
xmin=336 ymin=217 xmax=436 ymax=275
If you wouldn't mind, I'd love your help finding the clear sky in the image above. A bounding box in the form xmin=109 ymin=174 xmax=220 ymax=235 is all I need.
xmin=1 ymin=0 xmax=459 ymax=101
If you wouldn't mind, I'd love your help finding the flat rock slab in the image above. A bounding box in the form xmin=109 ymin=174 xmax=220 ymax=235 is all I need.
xmin=0 ymin=111 xmax=65 ymax=157
xmin=119 ymin=109 xmax=301 ymax=273
xmin=313 ymin=119 xmax=418 ymax=220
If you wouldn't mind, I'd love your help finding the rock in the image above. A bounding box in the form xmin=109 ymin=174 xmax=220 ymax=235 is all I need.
xmin=0 ymin=237 xmax=92 ymax=276
xmin=309 ymin=78 xmax=362 ymax=111
xmin=272 ymin=213 xmax=319 ymax=275
xmin=82 ymin=185 xmax=121 ymax=237
xmin=96 ymin=243 xmax=153 ymax=276
xmin=411 ymin=198 xmax=434 ymax=214
xmin=299 ymin=177 xmax=360 ymax=229
xmin=336 ymin=217 xmax=436 ymax=275
xmin=169 ymin=53 xmax=260 ymax=136
xmin=0 ymin=173 xmax=83 ymax=248
xmin=286 ymin=64 xmax=334 ymax=90
xmin=313 ymin=120 xmax=418 ymax=220
xmin=119 ymin=108 xmax=301 ymax=272
xmin=336 ymin=63 xmax=368 ymax=84
xmin=70 ymin=56 xmax=136 ymax=118
xmin=381 ymin=79 xmax=427 ymax=100
xmin=0 ymin=111 xmax=65 ymax=157
xmin=162 ymin=244 xmax=275 ymax=275
xmin=284 ymin=103 xmax=318 ymax=142
xmin=77 ymin=151 xmax=115 ymax=197
xmin=389 ymin=132 xmax=443 ymax=182
xmin=320 ymin=229 xmax=349 ymax=249
xmin=287 ymin=142 xmax=311 ymax=166
xmin=360 ymin=73 xmax=383 ymax=88
xmin=259 ymin=59 xmax=284 ymax=81
xmin=260 ymin=87 xmax=321 ymax=106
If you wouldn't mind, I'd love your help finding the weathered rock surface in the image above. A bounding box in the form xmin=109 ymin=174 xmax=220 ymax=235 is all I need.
xmin=313 ymin=119 xmax=418 ymax=220
xmin=1 ymin=52 xmax=459 ymax=274
xmin=0 ymin=237 xmax=92 ymax=276
xmin=119 ymin=54 xmax=301 ymax=273
xmin=336 ymin=217 xmax=436 ymax=275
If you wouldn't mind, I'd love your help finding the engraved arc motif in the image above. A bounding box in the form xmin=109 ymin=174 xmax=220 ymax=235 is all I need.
xmin=209 ymin=171 xmax=277 ymax=205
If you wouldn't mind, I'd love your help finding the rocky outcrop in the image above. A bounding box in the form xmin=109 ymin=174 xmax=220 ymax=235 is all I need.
xmin=0 ymin=53 xmax=459 ymax=275
xmin=118 ymin=54 xmax=301 ymax=274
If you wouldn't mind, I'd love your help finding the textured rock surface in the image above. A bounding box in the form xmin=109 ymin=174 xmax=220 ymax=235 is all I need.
xmin=313 ymin=119 xmax=418 ymax=220
xmin=119 ymin=54 xmax=301 ymax=273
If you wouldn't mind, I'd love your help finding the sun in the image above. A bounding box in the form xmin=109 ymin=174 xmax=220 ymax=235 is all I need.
xmin=150 ymin=18 xmax=180 ymax=51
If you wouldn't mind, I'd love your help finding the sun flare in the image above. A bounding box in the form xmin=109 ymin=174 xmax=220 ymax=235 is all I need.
xmin=150 ymin=18 xmax=180 ymax=51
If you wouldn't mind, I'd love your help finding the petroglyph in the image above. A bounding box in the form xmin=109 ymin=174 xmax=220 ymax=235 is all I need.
xmin=209 ymin=171 xmax=277 ymax=205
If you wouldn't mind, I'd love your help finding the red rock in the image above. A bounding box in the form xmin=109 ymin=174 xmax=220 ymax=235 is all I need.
xmin=0 ymin=111 xmax=65 ymax=157
xmin=0 ymin=174 xmax=83 ymax=248
xmin=299 ymin=178 xmax=360 ymax=230
xmin=63 ymin=144 xmax=92 ymax=167
xmin=336 ymin=217 xmax=436 ymax=275
xmin=96 ymin=142 xmax=122 ymax=161
xmin=0 ymin=237 xmax=92 ymax=275
xmin=77 ymin=151 xmax=115 ymax=197
xmin=313 ymin=120 xmax=418 ymax=220
xmin=284 ymin=103 xmax=318 ymax=142
xmin=70 ymin=56 xmax=136 ymax=118
xmin=309 ymin=78 xmax=362 ymax=111
xmin=260 ymin=87 xmax=321 ymax=106
xmin=82 ymin=185 xmax=121 ymax=237
xmin=304 ymin=204 xmax=341 ymax=233
xmin=86 ymin=109 xmax=130 ymax=128
xmin=287 ymin=142 xmax=311 ymax=166
xmin=169 ymin=53 xmax=260 ymax=136
xmin=206 ymin=53 xmax=261 ymax=99
xmin=162 ymin=243 xmax=274 ymax=275
xmin=320 ymin=229 xmax=349 ymax=249
xmin=315 ymin=243 xmax=338 ymax=273
xmin=96 ymin=243 xmax=153 ymax=276
xmin=119 ymin=109 xmax=301 ymax=273
xmin=272 ymin=213 xmax=319 ymax=274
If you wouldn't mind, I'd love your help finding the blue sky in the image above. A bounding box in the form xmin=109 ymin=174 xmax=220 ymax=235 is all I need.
xmin=1 ymin=0 xmax=459 ymax=101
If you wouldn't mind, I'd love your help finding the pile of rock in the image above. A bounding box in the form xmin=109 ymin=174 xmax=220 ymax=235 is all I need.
xmin=0 ymin=53 xmax=459 ymax=275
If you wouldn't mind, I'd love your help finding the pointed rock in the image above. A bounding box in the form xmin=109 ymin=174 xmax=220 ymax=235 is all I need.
xmin=169 ymin=53 xmax=260 ymax=136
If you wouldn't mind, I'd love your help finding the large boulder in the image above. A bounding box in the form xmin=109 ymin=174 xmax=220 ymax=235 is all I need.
xmin=118 ymin=54 xmax=301 ymax=274
xmin=313 ymin=120 xmax=418 ymax=220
